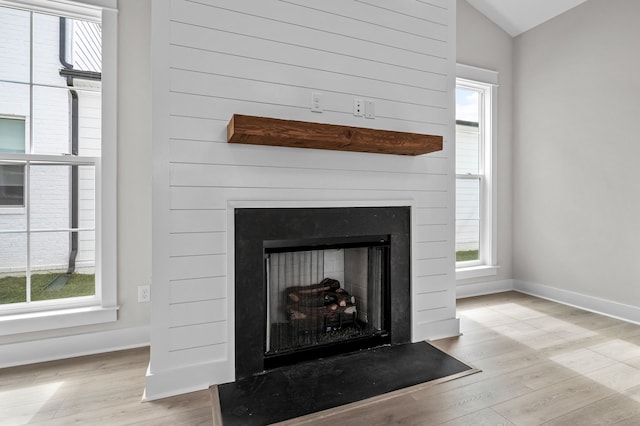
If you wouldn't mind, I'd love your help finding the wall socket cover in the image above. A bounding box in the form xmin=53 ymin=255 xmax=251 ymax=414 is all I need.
xmin=311 ymin=92 xmax=323 ymax=113
xmin=138 ymin=285 xmax=150 ymax=303
xmin=365 ymin=100 xmax=375 ymax=119
xmin=353 ymin=98 xmax=364 ymax=116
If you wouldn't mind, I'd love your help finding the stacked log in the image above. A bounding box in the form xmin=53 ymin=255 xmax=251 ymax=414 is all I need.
xmin=286 ymin=278 xmax=357 ymax=332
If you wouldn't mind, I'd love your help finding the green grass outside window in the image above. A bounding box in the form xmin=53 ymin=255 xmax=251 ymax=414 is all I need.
xmin=0 ymin=273 xmax=95 ymax=304
xmin=456 ymin=250 xmax=479 ymax=262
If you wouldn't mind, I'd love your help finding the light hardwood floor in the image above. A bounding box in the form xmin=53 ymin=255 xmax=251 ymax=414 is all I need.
xmin=3 ymin=291 xmax=640 ymax=425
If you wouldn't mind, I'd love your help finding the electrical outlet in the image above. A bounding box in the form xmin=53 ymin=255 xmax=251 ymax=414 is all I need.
xmin=138 ymin=285 xmax=150 ymax=303
xmin=353 ymin=98 xmax=364 ymax=116
xmin=365 ymin=100 xmax=375 ymax=119
xmin=311 ymin=92 xmax=323 ymax=113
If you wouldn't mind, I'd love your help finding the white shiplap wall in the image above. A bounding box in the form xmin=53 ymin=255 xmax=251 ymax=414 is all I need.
xmin=148 ymin=0 xmax=457 ymax=399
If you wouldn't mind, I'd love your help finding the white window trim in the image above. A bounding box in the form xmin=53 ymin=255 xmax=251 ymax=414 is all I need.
xmin=0 ymin=0 xmax=116 ymax=20
xmin=0 ymin=0 xmax=118 ymax=335
xmin=455 ymin=64 xmax=498 ymax=280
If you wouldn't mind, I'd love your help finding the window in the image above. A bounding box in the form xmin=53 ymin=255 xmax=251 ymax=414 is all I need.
xmin=0 ymin=116 xmax=26 ymax=206
xmin=0 ymin=0 xmax=117 ymax=334
xmin=455 ymin=65 xmax=498 ymax=279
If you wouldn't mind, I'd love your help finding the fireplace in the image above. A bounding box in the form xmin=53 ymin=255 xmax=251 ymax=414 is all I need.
xmin=234 ymin=206 xmax=411 ymax=380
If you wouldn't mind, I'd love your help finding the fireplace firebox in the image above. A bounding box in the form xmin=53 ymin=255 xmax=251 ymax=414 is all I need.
xmin=234 ymin=207 xmax=410 ymax=380
xmin=264 ymin=235 xmax=391 ymax=369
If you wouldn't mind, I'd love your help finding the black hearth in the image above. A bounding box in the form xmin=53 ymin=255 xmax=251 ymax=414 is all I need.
xmin=234 ymin=207 xmax=411 ymax=380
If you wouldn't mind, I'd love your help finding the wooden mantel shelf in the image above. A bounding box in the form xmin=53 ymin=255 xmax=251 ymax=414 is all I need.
xmin=227 ymin=114 xmax=443 ymax=156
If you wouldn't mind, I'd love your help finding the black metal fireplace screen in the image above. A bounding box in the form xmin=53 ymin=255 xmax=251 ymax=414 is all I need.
xmin=264 ymin=236 xmax=390 ymax=364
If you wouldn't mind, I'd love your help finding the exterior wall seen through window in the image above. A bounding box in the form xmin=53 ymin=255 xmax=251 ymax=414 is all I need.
xmin=0 ymin=5 xmax=101 ymax=307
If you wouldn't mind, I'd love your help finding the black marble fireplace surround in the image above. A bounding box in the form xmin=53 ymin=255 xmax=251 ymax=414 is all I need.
xmin=234 ymin=206 xmax=411 ymax=380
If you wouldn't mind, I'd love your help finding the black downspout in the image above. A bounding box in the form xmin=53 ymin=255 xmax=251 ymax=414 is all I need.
xmin=59 ymin=18 xmax=74 ymax=84
xmin=59 ymin=17 xmax=78 ymax=275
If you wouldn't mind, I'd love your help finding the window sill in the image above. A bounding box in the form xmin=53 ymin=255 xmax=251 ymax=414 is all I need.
xmin=0 ymin=304 xmax=118 ymax=336
xmin=0 ymin=207 xmax=26 ymax=215
xmin=456 ymin=265 xmax=499 ymax=281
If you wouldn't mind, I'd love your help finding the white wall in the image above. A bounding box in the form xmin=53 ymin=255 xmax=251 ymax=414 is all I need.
xmin=456 ymin=0 xmax=514 ymax=292
xmin=149 ymin=0 xmax=458 ymax=399
xmin=113 ymin=0 xmax=152 ymax=330
xmin=0 ymin=0 xmax=151 ymax=361
xmin=513 ymin=0 xmax=640 ymax=307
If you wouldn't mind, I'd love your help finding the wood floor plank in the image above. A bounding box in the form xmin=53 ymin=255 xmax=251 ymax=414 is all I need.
xmin=437 ymin=408 xmax=516 ymax=426
xmin=582 ymin=362 xmax=640 ymax=393
xmin=541 ymin=392 xmax=640 ymax=426
xmin=210 ymin=385 xmax=223 ymax=426
xmin=624 ymin=356 xmax=640 ymax=369
xmin=588 ymin=338 xmax=640 ymax=362
xmin=492 ymin=375 xmax=616 ymax=426
xmin=433 ymin=333 xmax=524 ymax=363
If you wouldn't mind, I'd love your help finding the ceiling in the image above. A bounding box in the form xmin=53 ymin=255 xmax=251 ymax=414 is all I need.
xmin=465 ymin=0 xmax=589 ymax=37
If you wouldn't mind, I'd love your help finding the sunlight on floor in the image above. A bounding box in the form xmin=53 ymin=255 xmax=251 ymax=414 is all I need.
xmin=0 ymin=381 xmax=63 ymax=426
xmin=550 ymin=341 xmax=640 ymax=402
xmin=463 ymin=303 xmax=597 ymax=350
xmin=462 ymin=301 xmax=640 ymax=405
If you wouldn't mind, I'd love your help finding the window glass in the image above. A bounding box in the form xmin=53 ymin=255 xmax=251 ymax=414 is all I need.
xmin=455 ymin=177 xmax=480 ymax=261
xmin=0 ymin=5 xmax=101 ymax=308
xmin=0 ymin=7 xmax=30 ymax=84
xmin=31 ymin=86 xmax=71 ymax=155
xmin=0 ymin=117 xmax=26 ymax=153
xmin=32 ymin=13 xmax=67 ymax=87
xmin=0 ymin=232 xmax=27 ymax=304
xmin=29 ymin=164 xmax=71 ymax=229
xmin=455 ymin=86 xmax=482 ymax=263
xmin=76 ymin=90 xmax=101 ymax=156
xmin=456 ymin=120 xmax=480 ymax=176
xmin=455 ymin=87 xmax=480 ymax=122
xmin=73 ymin=20 xmax=102 ymax=72
xmin=30 ymin=231 xmax=95 ymax=302
xmin=0 ymin=118 xmax=26 ymax=206
xmin=0 ymin=164 xmax=24 ymax=206
xmin=455 ymin=88 xmax=480 ymax=175
xmin=0 ymin=82 xmax=30 ymax=137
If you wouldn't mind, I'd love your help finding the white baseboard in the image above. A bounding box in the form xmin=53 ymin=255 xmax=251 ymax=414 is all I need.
xmin=514 ymin=280 xmax=640 ymax=325
xmin=457 ymin=279 xmax=514 ymax=299
xmin=144 ymin=363 xmax=210 ymax=401
xmin=144 ymin=358 xmax=234 ymax=401
xmin=414 ymin=317 xmax=461 ymax=342
xmin=0 ymin=325 xmax=150 ymax=369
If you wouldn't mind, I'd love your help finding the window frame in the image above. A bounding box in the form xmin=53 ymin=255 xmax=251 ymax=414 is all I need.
xmin=0 ymin=0 xmax=117 ymax=335
xmin=455 ymin=64 xmax=498 ymax=280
